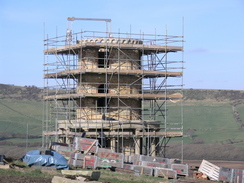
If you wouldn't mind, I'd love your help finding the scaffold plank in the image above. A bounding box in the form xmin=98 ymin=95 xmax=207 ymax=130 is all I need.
xmin=43 ymin=130 xmax=182 ymax=138
xmin=57 ymin=123 xmax=154 ymax=130
xmin=137 ymin=131 xmax=183 ymax=137
xmin=43 ymin=93 xmax=183 ymax=100
xmin=44 ymin=43 xmax=183 ymax=55
xmin=53 ymin=119 xmax=161 ymax=130
xmin=43 ymin=131 xmax=134 ymax=136
xmin=44 ymin=69 xmax=182 ymax=78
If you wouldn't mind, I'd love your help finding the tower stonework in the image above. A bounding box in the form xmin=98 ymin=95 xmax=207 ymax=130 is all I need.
xmin=43 ymin=29 xmax=184 ymax=156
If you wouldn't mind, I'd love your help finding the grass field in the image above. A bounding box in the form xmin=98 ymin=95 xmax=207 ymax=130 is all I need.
xmin=0 ymin=99 xmax=42 ymax=136
xmin=237 ymin=106 xmax=244 ymax=122
xmin=0 ymin=166 xmax=174 ymax=183
xmin=0 ymin=85 xmax=244 ymax=160
xmin=166 ymin=101 xmax=244 ymax=144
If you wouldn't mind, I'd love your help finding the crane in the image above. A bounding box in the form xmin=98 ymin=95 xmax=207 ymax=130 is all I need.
xmin=67 ymin=17 xmax=112 ymax=38
xmin=67 ymin=17 xmax=111 ymax=22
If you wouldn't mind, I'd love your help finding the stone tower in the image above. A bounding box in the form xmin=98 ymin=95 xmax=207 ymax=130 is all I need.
xmin=43 ymin=31 xmax=183 ymax=156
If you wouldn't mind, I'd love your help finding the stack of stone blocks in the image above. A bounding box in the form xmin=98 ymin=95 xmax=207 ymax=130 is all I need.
xmin=51 ymin=137 xmax=188 ymax=179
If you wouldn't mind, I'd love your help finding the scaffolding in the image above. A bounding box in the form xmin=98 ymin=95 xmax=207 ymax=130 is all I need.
xmin=43 ymin=20 xmax=184 ymax=157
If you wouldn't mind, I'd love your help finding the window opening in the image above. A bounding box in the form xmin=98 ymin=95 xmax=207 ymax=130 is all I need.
xmin=98 ymin=51 xmax=109 ymax=68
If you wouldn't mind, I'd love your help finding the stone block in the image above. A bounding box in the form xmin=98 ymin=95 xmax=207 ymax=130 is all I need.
xmin=219 ymin=167 xmax=234 ymax=182
xmin=72 ymin=137 xmax=98 ymax=154
xmin=141 ymin=161 xmax=168 ymax=168
xmin=123 ymin=164 xmax=134 ymax=170
xmin=97 ymin=152 xmax=124 ymax=168
xmin=139 ymin=155 xmax=169 ymax=164
xmin=154 ymin=167 xmax=177 ymax=179
xmin=131 ymin=154 xmax=140 ymax=165
xmin=61 ymin=170 xmax=100 ymax=181
xmin=171 ymin=163 xmax=189 ymax=176
xmin=97 ymin=148 xmax=114 ymax=153
xmin=133 ymin=165 xmax=154 ymax=176
xmin=69 ymin=153 xmax=97 ymax=169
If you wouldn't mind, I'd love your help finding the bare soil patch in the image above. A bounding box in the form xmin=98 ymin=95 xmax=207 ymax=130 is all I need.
xmin=0 ymin=174 xmax=52 ymax=183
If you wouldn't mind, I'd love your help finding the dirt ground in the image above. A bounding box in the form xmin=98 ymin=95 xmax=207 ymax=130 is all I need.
xmin=0 ymin=175 xmax=52 ymax=183
xmin=0 ymin=160 xmax=243 ymax=183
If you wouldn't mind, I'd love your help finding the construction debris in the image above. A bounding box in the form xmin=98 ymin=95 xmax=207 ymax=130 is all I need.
xmin=193 ymin=171 xmax=209 ymax=180
xmin=197 ymin=159 xmax=244 ymax=183
xmin=171 ymin=163 xmax=189 ymax=176
xmin=61 ymin=170 xmax=100 ymax=181
xmin=0 ymin=164 xmax=10 ymax=169
xmin=198 ymin=159 xmax=220 ymax=181
xmin=96 ymin=151 xmax=124 ymax=168
xmin=51 ymin=137 xmax=189 ymax=179
xmin=0 ymin=155 xmax=6 ymax=165
xmin=51 ymin=176 xmax=102 ymax=183
xmin=0 ymin=155 xmax=14 ymax=169
xmin=73 ymin=138 xmax=99 ymax=154
xmin=154 ymin=167 xmax=177 ymax=179
xmin=52 ymin=169 xmax=101 ymax=183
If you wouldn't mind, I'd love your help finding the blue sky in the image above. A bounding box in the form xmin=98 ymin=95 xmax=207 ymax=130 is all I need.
xmin=0 ymin=0 xmax=244 ymax=90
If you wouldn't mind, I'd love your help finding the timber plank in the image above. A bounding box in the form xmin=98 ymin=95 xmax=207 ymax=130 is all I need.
xmin=61 ymin=170 xmax=100 ymax=181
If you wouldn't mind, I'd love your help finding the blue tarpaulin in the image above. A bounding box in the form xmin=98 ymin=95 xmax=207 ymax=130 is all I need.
xmin=22 ymin=150 xmax=69 ymax=170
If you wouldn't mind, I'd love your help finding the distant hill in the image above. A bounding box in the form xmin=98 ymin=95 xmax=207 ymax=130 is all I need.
xmin=183 ymin=88 xmax=244 ymax=102
xmin=0 ymin=84 xmax=42 ymax=101
xmin=0 ymin=84 xmax=243 ymax=160
xmin=1 ymin=83 xmax=244 ymax=103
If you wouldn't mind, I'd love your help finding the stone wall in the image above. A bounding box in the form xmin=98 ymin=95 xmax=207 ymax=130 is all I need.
xmin=78 ymin=48 xmax=141 ymax=70
xmin=109 ymin=49 xmax=141 ymax=70
xmin=76 ymin=98 xmax=141 ymax=121
xmin=78 ymin=48 xmax=98 ymax=69
xmin=76 ymin=41 xmax=142 ymax=124
xmin=77 ymin=74 xmax=141 ymax=95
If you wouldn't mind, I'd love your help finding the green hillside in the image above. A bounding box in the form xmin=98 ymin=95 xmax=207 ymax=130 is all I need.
xmin=168 ymin=102 xmax=244 ymax=144
xmin=0 ymin=84 xmax=43 ymax=136
xmin=0 ymin=84 xmax=43 ymax=157
xmin=0 ymin=84 xmax=244 ymax=160
xmin=0 ymin=99 xmax=42 ymax=135
xmin=182 ymin=89 xmax=244 ymax=145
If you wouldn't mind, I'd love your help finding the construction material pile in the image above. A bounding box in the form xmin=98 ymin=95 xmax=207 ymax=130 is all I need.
xmin=51 ymin=137 xmax=188 ymax=179
xmin=194 ymin=160 xmax=244 ymax=183
xmin=22 ymin=150 xmax=69 ymax=170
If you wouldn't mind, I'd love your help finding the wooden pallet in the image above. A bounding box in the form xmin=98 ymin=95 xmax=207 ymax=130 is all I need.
xmin=198 ymin=160 xmax=220 ymax=181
